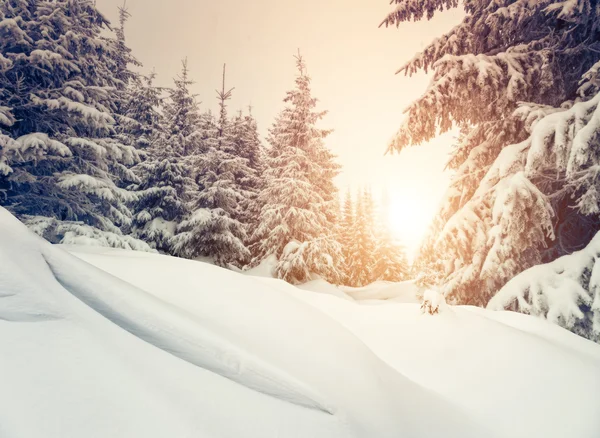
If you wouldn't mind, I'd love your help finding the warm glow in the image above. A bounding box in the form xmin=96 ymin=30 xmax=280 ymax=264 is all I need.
xmin=387 ymin=191 xmax=436 ymax=261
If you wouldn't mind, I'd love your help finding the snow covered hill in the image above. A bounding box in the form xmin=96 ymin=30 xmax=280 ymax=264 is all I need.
xmin=1 ymin=207 xmax=600 ymax=438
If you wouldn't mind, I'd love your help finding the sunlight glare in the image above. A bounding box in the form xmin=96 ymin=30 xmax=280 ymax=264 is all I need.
xmin=387 ymin=191 xmax=436 ymax=261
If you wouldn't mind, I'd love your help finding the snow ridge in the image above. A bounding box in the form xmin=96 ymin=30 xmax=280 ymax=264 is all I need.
xmin=12 ymin=223 xmax=334 ymax=414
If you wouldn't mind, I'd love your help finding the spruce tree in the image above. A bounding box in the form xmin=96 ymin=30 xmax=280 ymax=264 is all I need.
xmin=173 ymin=65 xmax=250 ymax=266
xmin=347 ymin=188 xmax=377 ymax=286
xmin=372 ymin=237 xmax=410 ymax=282
xmin=251 ymin=53 xmax=343 ymax=284
xmin=0 ymin=0 xmax=145 ymax=246
xmin=339 ymin=189 xmax=356 ymax=284
xmin=161 ymin=59 xmax=203 ymax=157
xmin=131 ymin=60 xmax=199 ymax=253
xmin=130 ymin=157 xmax=191 ymax=253
xmin=119 ymin=71 xmax=163 ymax=151
xmin=112 ymin=1 xmax=143 ymax=149
xmin=230 ymin=108 xmax=264 ymax=193
xmin=372 ymin=189 xmax=410 ymax=282
xmin=381 ymin=0 xmax=600 ymax=306
xmin=230 ymin=107 xmax=265 ymax=253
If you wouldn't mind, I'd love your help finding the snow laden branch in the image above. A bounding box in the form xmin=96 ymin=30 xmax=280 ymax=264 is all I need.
xmin=489 ymin=230 xmax=600 ymax=342
xmin=383 ymin=0 xmax=600 ymax=314
xmin=25 ymin=215 xmax=154 ymax=252
xmin=428 ymin=86 xmax=600 ymax=305
xmin=384 ymin=0 xmax=597 ymax=77
xmin=379 ymin=0 xmax=460 ymax=28
xmin=389 ymin=50 xmax=549 ymax=149
xmin=384 ymin=0 xmax=599 ymax=152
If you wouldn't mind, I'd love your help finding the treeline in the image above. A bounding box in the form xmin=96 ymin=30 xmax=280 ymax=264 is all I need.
xmin=339 ymin=188 xmax=409 ymax=286
xmin=0 ymin=1 xmax=409 ymax=286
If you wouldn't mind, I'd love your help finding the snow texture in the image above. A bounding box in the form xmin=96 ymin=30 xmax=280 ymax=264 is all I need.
xmin=489 ymin=230 xmax=600 ymax=342
xmin=2 ymin=206 xmax=600 ymax=438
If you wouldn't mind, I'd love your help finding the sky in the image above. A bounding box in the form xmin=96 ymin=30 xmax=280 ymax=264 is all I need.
xmin=96 ymin=0 xmax=464 ymax=257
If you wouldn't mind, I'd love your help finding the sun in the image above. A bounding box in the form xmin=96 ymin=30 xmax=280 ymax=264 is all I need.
xmin=386 ymin=192 xmax=436 ymax=261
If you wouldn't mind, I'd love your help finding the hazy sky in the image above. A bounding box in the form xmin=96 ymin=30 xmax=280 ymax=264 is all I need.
xmin=96 ymin=0 xmax=464 ymax=256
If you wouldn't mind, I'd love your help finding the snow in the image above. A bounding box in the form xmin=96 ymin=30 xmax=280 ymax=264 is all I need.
xmin=146 ymin=217 xmax=177 ymax=236
xmin=342 ymin=280 xmax=421 ymax=303
xmin=2 ymin=207 xmax=600 ymax=438
xmin=245 ymin=261 xmax=419 ymax=303
xmin=15 ymin=132 xmax=71 ymax=157
xmin=297 ymin=279 xmax=354 ymax=301
xmin=25 ymin=216 xmax=154 ymax=252
xmin=421 ymin=288 xmax=448 ymax=314
xmin=488 ymin=230 xmax=600 ymax=341
xmin=30 ymin=94 xmax=115 ymax=126
xmin=244 ymin=253 xmax=278 ymax=278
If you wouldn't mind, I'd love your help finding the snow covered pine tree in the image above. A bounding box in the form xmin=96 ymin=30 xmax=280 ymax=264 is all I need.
xmin=173 ymin=65 xmax=251 ymax=266
xmin=380 ymin=0 xmax=600 ymax=341
xmin=346 ymin=188 xmax=378 ymax=286
xmin=339 ymin=189 xmax=357 ymax=284
xmin=372 ymin=190 xmax=410 ymax=282
xmin=132 ymin=60 xmax=199 ymax=254
xmin=251 ymin=53 xmax=344 ymax=284
xmin=230 ymin=107 xmax=265 ymax=247
xmin=0 ymin=0 xmax=151 ymax=250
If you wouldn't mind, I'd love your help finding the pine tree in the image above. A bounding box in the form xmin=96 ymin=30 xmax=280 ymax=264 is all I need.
xmin=231 ymin=110 xmax=263 ymax=188
xmin=0 ymin=0 xmax=145 ymax=246
xmin=230 ymin=108 xmax=265 ymax=253
xmin=372 ymin=237 xmax=410 ymax=282
xmin=251 ymin=53 xmax=343 ymax=284
xmin=381 ymin=0 xmax=600 ymax=306
xmin=372 ymin=189 xmax=410 ymax=282
xmin=339 ymin=189 xmax=356 ymax=283
xmin=112 ymin=0 xmax=144 ymax=150
xmin=347 ymin=188 xmax=377 ymax=286
xmin=119 ymin=71 xmax=163 ymax=151
xmin=131 ymin=60 xmax=199 ymax=253
xmin=173 ymin=65 xmax=250 ymax=266
xmin=161 ymin=59 xmax=203 ymax=157
xmin=130 ymin=157 xmax=191 ymax=253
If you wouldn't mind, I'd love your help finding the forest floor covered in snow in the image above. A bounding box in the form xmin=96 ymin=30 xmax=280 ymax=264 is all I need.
xmin=1 ymin=208 xmax=600 ymax=438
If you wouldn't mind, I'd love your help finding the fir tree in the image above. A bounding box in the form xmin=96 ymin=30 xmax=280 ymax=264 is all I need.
xmin=119 ymin=71 xmax=163 ymax=151
xmin=372 ymin=235 xmax=410 ymax=283
xmin=112 ymin=0 xmax=143 ymax=142
xmin=372 ymin=189 xmax=410 ymax=282
xmin=230 ymin=107 xmax=265 ymax=249
xmin=347 ymin=188 xmax=377 ymax=286
xmin=0 ymin=0 xmax=145 ymax=246
xmin=251 ymin=53 xmax=343 ymax=284
xmin=381 ymin=0 xmax=600 ymax=306
xmin=231 ymin=108 xmax=264 ymax=193
xmin=131 ymin=61 xmax=199 ymax=253
xmin=161 ymin=59 xmax=203 ymax=157
xmin=173 ymin=65 xmax=250 ymax=266
xmin=130 ymin=157 xmax=191 ymax=253
xmin=339 ymin=189 xmax=356 ymax=283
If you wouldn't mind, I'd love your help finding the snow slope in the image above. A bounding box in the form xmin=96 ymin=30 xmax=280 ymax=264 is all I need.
xmin=2 ymin=207 xmax=600 ymax=438
xmin=341 ymin=280 xmax=421 ymax=303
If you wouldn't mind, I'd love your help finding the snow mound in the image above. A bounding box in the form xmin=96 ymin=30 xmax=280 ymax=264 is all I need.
xmin=297 ymin=279 xmax=354 ymax=301
xmin=421 ymin=289 xmax=449 ymax=315
xmin=342 ymin=280 xmax=420 ymax=302
xmin=0 ymin=207 xmax=486 ymax=438
xmin=244 ymin=253 xmax=278 ymax=278
xmin=2 ymin=207 xmax=600 ymax=438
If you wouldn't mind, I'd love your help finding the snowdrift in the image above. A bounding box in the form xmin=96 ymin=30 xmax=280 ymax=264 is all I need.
xmin=2 ymin=207 xmax=600 ymax=438
xmin=341 ymin=280 xmax=420 ymax=303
